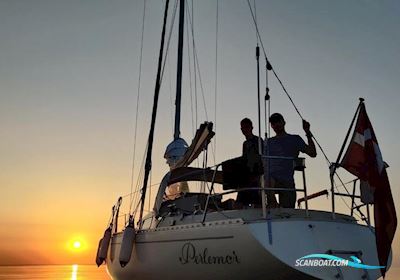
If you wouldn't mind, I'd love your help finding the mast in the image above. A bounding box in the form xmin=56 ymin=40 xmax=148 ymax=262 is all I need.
xmin=174 ymin=0 xmax=185 ymax=140
xmin=164 ymin=0 xmax=188 ymax=169
xmin=138 ymin=0 xmax=170 ymax=227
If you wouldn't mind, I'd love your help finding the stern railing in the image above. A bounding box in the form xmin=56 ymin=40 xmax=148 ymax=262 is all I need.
xmin=200 ymin=156 xmax=369 ymax=224
xmin=202 ymin=156 xmax=311 ymax=222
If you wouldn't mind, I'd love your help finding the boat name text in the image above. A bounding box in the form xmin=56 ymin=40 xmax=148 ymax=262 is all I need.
xmin=179 ymin=242 xmax=240 ymax=265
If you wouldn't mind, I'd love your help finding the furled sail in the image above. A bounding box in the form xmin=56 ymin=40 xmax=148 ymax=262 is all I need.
xmin=174 ymin=122 xmax=215 ymax=168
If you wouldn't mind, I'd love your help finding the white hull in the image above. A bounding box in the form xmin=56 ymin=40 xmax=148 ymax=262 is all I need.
xmin=106 ymin=209 xmax=388 ymax=280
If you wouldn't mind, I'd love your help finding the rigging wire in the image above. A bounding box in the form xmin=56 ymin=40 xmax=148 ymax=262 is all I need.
xmin=186 ymin=4 xmax=213 ymax=191
xmin=200 ymin=147 xmax=209 ymax=193
xmin=130 ymin=142 xmax=148 ymax=214
xmin=136 ymin=1 xmax=178 ymax=222
xmin=213 ymin=0 xmax=219 ymax=165
xmin=253 ymin=0 xmax=258 ymax=45
xmin=245 ymin=1 xmax=302 ymax=118
xmin=185 ymin=5 xmax=208 ymax=121
xmin=189 ymin=0 xmax=200 ymax=190
xmin=191 ymin=0 xmax=198 ymax=129
xmin=121 ymin=180 xmax=161 ymax=199
xmin=159 ymin=0 xmax=178 ymax=136
xmin=129 ymin=0 xmax=147 ymax=211
xmin=254 ymin=0 xmax=265 ymax=138
xmin=148 ymin=170 xmax=152 ymax=212
xmin=245 ymin=0 xmax=363 ymax=219
xmin=129 ymin=0 xmax=178 ymax=217
xmin=252 ymin=0 xmax=263 ymax=155
xmin=185 ymin=1 xmax=213 ymax=175
xmin=168 ymin=43 xmax=174 ymax=135
xmin=246 ymin=0 xmax=332 ymax=164
xmin=185 ymin=0 xmax=195 ymax=137
xmin=160 ymin=0 xmax=178 ymax=83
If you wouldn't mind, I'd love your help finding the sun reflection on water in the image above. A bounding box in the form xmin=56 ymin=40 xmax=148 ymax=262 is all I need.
xmin=71 ymin=264 xmax=78 ymax=280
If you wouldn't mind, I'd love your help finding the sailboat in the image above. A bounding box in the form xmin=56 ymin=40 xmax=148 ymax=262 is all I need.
xmin=96 ymin=1 xmax=396 ymax=279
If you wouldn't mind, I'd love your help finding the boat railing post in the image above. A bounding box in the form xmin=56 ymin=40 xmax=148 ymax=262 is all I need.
xmin=114 ymin=197 xmax=122 ymax=233
xmin=350 ymin=179 xmax=357 ymax=217
xmin=201 ymin=164 xmax=220 ymax=224
xmin=261 ymin=173 xmax=267 ymax=219
xmin=329 ymin=164 xmax=336 ymax=219
xmin=302 ymin=169 xmax=309 ymax=217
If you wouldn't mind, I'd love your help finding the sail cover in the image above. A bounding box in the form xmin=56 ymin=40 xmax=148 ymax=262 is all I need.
xmin=340 ymin=102 xmax=397 ymax=277
xmin=169 ymin=167 xmax=223 ymax=185
xmin=175 ymin=122 xmax=215 ymax=168
xmin=153 ymin=167 xmax=223 ymax=213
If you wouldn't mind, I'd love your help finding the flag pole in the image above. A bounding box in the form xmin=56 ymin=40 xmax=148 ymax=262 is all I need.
xmin=330 ymin=98 xmax=364 ymax=218
xmin=333 ymin=98 xmax=364 ymax=171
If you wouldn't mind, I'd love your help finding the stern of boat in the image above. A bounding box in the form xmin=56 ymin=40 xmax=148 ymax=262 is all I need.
xmin=249 ymin=209 xmax=390 ymax=280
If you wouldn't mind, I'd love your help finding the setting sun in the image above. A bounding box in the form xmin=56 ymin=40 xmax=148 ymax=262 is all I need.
xmin=67 ymin=237 xmax=87 ymax=253
xmin=73 ymin=241 xmax=81 ymax=249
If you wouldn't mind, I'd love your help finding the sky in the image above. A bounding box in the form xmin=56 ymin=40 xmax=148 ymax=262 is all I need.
xmin=0 ymin=0 xmax=399 ymax=272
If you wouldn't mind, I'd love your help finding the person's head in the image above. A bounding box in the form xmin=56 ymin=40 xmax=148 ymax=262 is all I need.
xmin=240 ymin=118 xmax=253 ymax=138
xmin=269 ymin=113 xmax=286 ymax=135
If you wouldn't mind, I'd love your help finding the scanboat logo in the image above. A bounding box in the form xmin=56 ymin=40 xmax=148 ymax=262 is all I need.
xmin=179 ymin=242 xmax=240 ymax=265
xmin=295 ymin=254 xmax=385 ymax=270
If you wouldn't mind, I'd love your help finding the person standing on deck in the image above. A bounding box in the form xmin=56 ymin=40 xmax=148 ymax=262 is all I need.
xmin=239 ymin=118 xmax=263 ymax=206
xmin=265 ymin=113 xmax=317 ymax=208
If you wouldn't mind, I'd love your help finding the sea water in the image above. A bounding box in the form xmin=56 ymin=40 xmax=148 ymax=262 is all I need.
xmin=0 ymin=265 xmax=110 ymax=280
xmin=0 ymin=265 xmax=398 ymax=279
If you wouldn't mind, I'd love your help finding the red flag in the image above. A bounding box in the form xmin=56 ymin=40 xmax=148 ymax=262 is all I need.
xmin=340 ymin=102 xmax=397 ymax=277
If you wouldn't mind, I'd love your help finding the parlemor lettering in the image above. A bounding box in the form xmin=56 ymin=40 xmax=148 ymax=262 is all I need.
xmin=179 ymin=242 xmax=240 ymax=265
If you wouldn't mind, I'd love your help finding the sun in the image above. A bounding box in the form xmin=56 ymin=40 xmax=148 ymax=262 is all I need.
xmin=67 ymin=237 xmax=87 ymax=252
xmin=73 ymin=241 xmax=81 ymax=249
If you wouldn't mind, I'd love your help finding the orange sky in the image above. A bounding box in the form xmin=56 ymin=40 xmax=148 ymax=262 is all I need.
xmin=1 ymin=0 xmax=399 ymax=268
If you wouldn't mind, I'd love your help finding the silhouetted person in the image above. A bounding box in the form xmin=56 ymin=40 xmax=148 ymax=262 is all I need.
xmin=238 ymin=118 xmax=263 ymax=207
xmin=265 ymin=113 xmax=316 ymax=208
